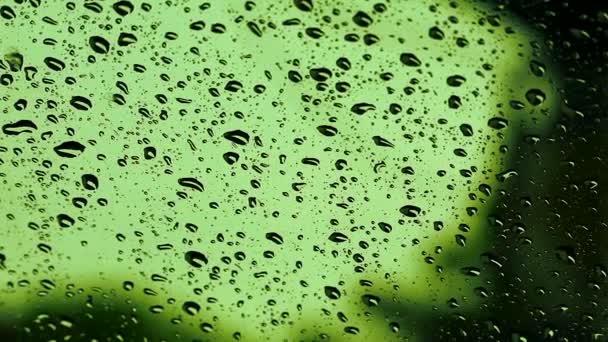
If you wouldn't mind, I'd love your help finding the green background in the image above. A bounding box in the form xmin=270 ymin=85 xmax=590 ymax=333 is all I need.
xmin=0 ymin=0 xmax=564 ymax=340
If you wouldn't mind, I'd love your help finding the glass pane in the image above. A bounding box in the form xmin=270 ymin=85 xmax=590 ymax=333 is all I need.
xmin=0 ymin=0 xmax=602 ymax=340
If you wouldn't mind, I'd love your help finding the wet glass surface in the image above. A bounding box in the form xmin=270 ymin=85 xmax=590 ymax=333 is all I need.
xmin=0 ymin=0 xmax=606 ymax=341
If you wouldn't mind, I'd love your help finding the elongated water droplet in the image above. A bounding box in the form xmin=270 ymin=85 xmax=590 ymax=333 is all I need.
xmin=70 ymin=96 xmax=92 ymax=111
xmin=400 ymin=205 xmax=421 ymax=217
xmin=178 ymin=177 xmax=204 ymax=192
xmin=525 ymin=88 xmax=546 ymax=106
xmin=316 ymin=125 xmax=338 ymax=137
xmin=352 ymin=11 xmax=373 ymax=27
xmin=185 ymin=251 xmax=208 ymax=268
xmin=182 ymin=301 xmax=201 ymax=315
xmin=113 ymin=1 xmax=134 ymax=16
xmin=2 ymin=120 xmax=36 ymax=135
xmin=81 ymin=174 xmax=99 ymax=190
xmin=293 ymin=0 xmax=313 ymax=12
xmin=372 ymin=136 xmax=394 ymax=148
xmin=400 ymin=53 xmax=421 ymax=67
xmin=328 ymin=232 xmax=348 ymax=242
xmin=265 ymin=232 xmax=284 ymax=245
xmin=89 ymin=36 xmax=110 ymax=54
xmin=324 ymin=286 xmax=341 ymax=299
xmin=223 ymin=130 xmax=250 ymax=145
xmin=43 ymin=57 xmax=65 ymax=71
xmin=54 ymin=141 xmax=85 ymax=158
xmin=351 ymin=103 xmax=376 ymax=115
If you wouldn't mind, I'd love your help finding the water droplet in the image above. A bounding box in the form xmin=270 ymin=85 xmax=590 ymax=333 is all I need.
xmin=182 ymin=301 xmax=201 ymax=315
xmin=509 ymin=100 xmax=525 ymax=110
xmin=200 ymin=322 xmax=214 ymax=333
xmin=112 ymin=1 xmax=134 ymax=16
xmin=352 ymin=11 xmax=373 ymax=27
xmin=362 ymin=294 xmax=381 ymax=306
xmin=4 ymin=52 xmax=23 ymax=71
xmin=529 ymin=60 xmax=546 ymax=77
xmin=496 ymin=169 xmax=518 ymax=182
xmin=288 ymin=70 xmax=303 ymax=82
xmin=328 ymin=232 xmax=348 ymax=243
xmin=149 ymin=305 xmax=164 ymax=314
xmin=378 ymin=222 xmax=392 ymax=233
xmin=446 ymin=75 xmax=466 ymax=87
xmin=225 ymin=80 xmax=243 ymax=92
xmin=324 ymin=286 xmax=341 ymax=299
xmin=487 ymin=117 xmax=509 ymax=130
xmin=305 ymin=27 xmax=324 ymax=39
xmin=429 ymin=26 xmax=445 ymax=39
xmin=81 ymin=174 xmax=99 ymax=190
xmin=43 ymin=57 xmax=65 ymax=72
xmin=448 ymin=95 xmax=462 ymax=109
xmin=247 ymin=21 xmax=263 ymax=37
xmin=293 ymin=0 xmax=313 ymax=12
xmin=400 ymin=53 xmax=421 ymax=67
xmin=555 ymin=246 xmax=576 ymax=265
xmin=0 ymin=6 xmax=16 ymax=20
xmin=460 ymin=124 xmax=473 ymax=136
xmin=185 ymin=250 xmax=208 ymax=268
xmin=2 ymin=120 xmax=37 ymax=136
xmin=53 ymin=141 xmax=85 ymax=158
xmin=143 ymin=146 xmax=156 ymax=160
xmin=265 ymin=232 xmax=284 ymax=245
xmin=351 ymin=103 xmax=376 ymax=115
xmin=344 ymin=326 xmax=360 ymax=335
xmin=84 ymin=2 xmax=103 ymax=13
xmin=372 ymin=136 xmax=394 ymax=148
xmin=89 ymin=36 xmax=110 ymax=54
xmin=123 ymin=281 xmax=134 ymax=291
xmin=223 ymin=130 xmax=250 ymax=145
xmin=178 ymin=177 xmax=204 ymax=192
xmin=190 ymin=20 xmax=206 ymax=30
xmin=400 ymin=205 xmax=421 ymax=217
xmin=70 ymin=96 xmax=93 ymax=111
xmin=316 ymin=125 xmax=338 ymax=137
xmin=309 ymin=67 xmax=332 ymax=82
xmin=461 ymin=266 xmax=481 ymax=276
xmin=525 ymin=88 xmax=546 ymax=106
xmin=57 ymin=214 xmax=75 ymax=228
xmin=117 ymin=32 xmax=138 ymax=46
xmin=336 ymin=57 xmax=351 ymax=70
xmin=37 ymin=243 xmax=52 ymax=253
